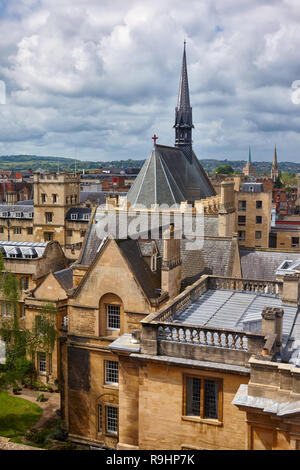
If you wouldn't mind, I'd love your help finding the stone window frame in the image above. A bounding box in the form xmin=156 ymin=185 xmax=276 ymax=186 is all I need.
xmin=98 ymin=404 xmax=103 ymax=433
xmin=255 ymin=231 xmax=262 ymax=240
xmin=182 ymin=373 xmax=223 ymax=426
xmin=20 ymin=303 xmax=25 ymax=318
xmin=99 ymin=294 xmax=123 ymax=338
xmin=44 ymin=231 xmax=54 ymax=241
xmin=96 ymin=394 xmax=119 ymax=438
xmin=256 ymin=215 xmax=262 ymax=224
xmin=106 ymin=304 xmax=120 ymax=331
xmin=238 ymin=215 xmax=246 ymax=226
xmin=238 ymin=230 xmax=246 ymax=242
xmin=45 ymin=212 xmax=53 ymax=223
xmin=13 ymin=226 xmax=22 ymax=235
xmin=105 ymin=405 xmax=118 ymax=436
xmin=238 ymin=200 xmax=247 ymax=211
xmin=104 ymin=360 xmax=119 ymax=386
xmin=37 ymin=352 xmax=47 ymax=374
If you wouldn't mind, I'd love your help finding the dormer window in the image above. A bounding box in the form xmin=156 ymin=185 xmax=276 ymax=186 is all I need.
xmin=15 ymin=212 xmax=22 ymax=218
xmin=71 ymin=213 xmax=78 ymax=220
xmin=83 ymin=213 xmax=89 ymax=220
xmin=151 ymin=251 xmax=157 ymax=272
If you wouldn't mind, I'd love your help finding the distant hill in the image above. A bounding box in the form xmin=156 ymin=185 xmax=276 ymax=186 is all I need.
xmin=0 ymin=154 xmax=299 ymax=175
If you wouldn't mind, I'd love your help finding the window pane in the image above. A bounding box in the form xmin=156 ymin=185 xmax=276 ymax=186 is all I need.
xmin=38 ymin=352 xmax=47 ymax=373
xmin=204 ymin=380 xmax=219 ymax=419
xmin=186 ymin=377 xmax=201 ymax=416
xmin=107 ymin=305 xmax=120 ymax=330
xmin=106 ymin=406 xmax=118 ymax=434
xmin=98 ymin=405 xmax=102 ymax=432
xmin=105 ymin=360 xmax=119 ymax=384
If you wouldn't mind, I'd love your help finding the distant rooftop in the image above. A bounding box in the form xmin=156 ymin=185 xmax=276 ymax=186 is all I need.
xmin=170 ymin=288 xmax=297 ymax=353
xmin=241 ymin=182 xmax=264 ymax=193
xmin=0 ymin=241 xmax=47 ymax=259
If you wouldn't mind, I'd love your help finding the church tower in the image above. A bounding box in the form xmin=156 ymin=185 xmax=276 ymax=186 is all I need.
xmin=271 ymin=145 xmax=280 ymax=182
xmin=243 ymin=147 xmax=256 ymax=177
xmin=174 ymin=41 xmax=194 ymax=163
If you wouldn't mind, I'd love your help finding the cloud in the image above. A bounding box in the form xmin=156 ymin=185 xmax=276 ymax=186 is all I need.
xmin=0 ymin=0 xmax=299 ymax=162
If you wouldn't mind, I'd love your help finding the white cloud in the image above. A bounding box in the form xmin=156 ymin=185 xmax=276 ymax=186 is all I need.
xmin=0 ymin=0 xmax=299 ymax=162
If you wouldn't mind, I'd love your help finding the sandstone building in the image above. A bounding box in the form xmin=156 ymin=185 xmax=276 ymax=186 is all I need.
xmin=0 ymin=171 xmax=93 ymax=259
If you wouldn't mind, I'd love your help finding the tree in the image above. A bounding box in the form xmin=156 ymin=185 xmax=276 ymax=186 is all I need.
xmin=0 ymin=253 xmax=57 ymax=390
xmin=281 ymin=172 xmax=297 ymax=185
xmin=214 ymin=165 xmax=234 ymax=175
xmin=273 ymin=176 xmax=283 ymax=189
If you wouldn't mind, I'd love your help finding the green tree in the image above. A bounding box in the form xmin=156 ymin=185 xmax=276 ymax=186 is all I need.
xmin=281 ymin=172 xmax=297 ymax=185
xmin=0 ymin=253 xmax=57 ymax=390
xmin=273 ymin=176 xmax=283 ymax=189
xmin=214 ymin=165 xmax=234 ymax=175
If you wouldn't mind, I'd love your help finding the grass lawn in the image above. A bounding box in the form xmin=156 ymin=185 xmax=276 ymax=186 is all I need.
xmin=0 ymin=392 xmax=42 ymax=442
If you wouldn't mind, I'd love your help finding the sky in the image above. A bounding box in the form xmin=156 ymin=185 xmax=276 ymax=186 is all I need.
xmin=0 ymin=0 xmax=300 ymax=163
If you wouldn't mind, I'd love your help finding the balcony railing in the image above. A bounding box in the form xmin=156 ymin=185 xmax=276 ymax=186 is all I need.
xmin=158 ymin=322 xmax=249 ymax=350
xmin=153 ymin=275 xmax=282 ymax=324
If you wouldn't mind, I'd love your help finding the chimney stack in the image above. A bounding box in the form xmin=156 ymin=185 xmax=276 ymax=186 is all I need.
xmin=161 ymin=224 xmax=182 ymax=298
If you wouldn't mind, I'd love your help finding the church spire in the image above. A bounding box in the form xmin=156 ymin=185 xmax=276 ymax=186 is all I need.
xmin=174 ymin=41 xmax=194 ymax=162
xmin=271 ymin=144 xmax=280 ymax=182
xmin=248 ymin=146 xmax=252 ymax=163
xmin=273 ymin=144 xmax=278 ymax=167
xmin=177 ymin=40 xmax=191 ymax=110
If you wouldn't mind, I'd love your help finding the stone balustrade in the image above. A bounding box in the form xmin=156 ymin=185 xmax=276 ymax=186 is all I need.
xmin=153 ymin=275 xmax=282 ymax=324
xmin=155 ymin=276 xmax=208 ymax=322
xmin=157 ymin=322 xmax=248 ymax=350
xmin=207 ymin=276 xmax=282 ymax=296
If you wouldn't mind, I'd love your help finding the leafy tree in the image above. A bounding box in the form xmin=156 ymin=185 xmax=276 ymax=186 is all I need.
xmin=273 ymin=176 xmax=283 ymax=188
xmin=281 ymin=172 xmax=297 ymax=185
xmin=214 ymin=165 xmax=234 ymax=175
xmin=0 ymin=253 xmax=57 ymax=390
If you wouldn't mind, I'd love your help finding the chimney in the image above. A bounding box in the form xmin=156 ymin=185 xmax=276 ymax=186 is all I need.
xmin=281 ymin=274 xmax=300 ymax=306
xmin=233 ymin=175 xmax=242 ymax=192
xmin=218 ymin=181 xmax=235 ymax=237
xmin=161 ymin=224 xmax=182 ymax=298
xmin=261 ymin=306 xmax=284 ymax=355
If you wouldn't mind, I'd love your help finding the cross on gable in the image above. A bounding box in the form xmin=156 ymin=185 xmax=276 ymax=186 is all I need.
xmin=152 ymin=134 xmax=158 ymax=145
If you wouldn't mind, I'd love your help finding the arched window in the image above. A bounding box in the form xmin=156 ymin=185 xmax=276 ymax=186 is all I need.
xmin=99 ymin=293 xmax=123 ymax=337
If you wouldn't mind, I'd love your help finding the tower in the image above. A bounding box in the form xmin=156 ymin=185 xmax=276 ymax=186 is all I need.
xmin=271 ymin=145 xmax=280 ymax=182
xmin=33 ymin=171 xmax=80 ymax=247
xmin=243 ymin=147 xmax=256 ymax=177
xmin=174 ymin=41 xmax=194 ymax=163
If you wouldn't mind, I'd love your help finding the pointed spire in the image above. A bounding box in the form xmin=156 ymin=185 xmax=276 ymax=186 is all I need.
xmin=177 ymin=40 xmax=190 ymax=110
xmin=174 ymin=41 xmax=194 ymax=162
xmin=273 ymin=144 xmax=278 ymax=166
xmin=248 ymin=146 xmax=252 ymax=163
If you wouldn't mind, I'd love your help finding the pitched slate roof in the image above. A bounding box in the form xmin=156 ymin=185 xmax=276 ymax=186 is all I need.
xmin=116 ymin=239 xmax=161 ymax=299
xmin=0 ymin=241 xmax=46 ymax=258
xmin=240 ymin=249 xmax=300 ymax=281
xmin=126 ymin=144 xmax=215 ymax=208
xmin=54 ymin=266 xmax=73 ymax=290
xmin=65 ymin=207 xmax=92 ymax=221
xmin=0 ymin=204 xmax=34 ymax=219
